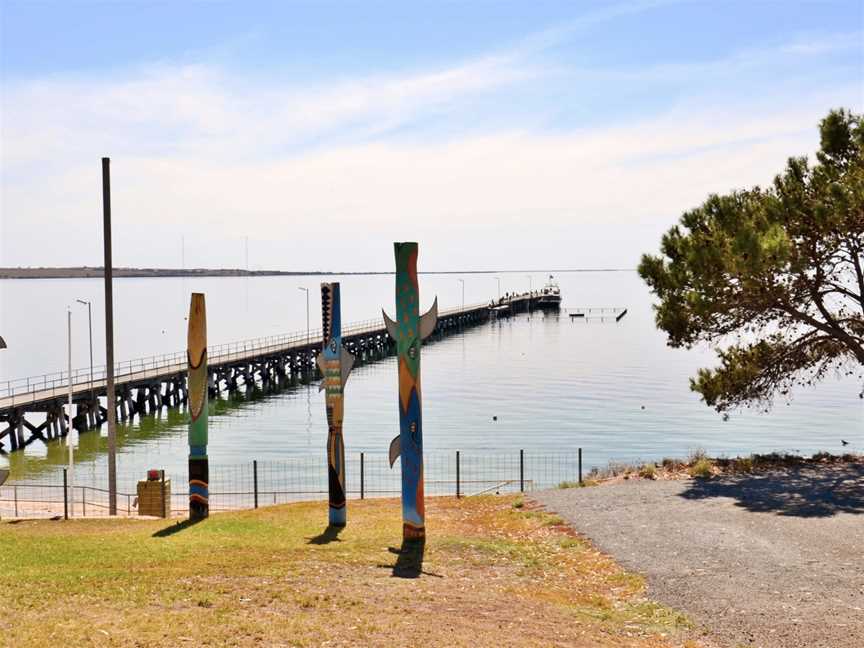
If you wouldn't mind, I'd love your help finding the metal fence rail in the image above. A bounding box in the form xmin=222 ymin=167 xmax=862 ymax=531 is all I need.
xmin=0 ymin=449 xmax=585 ymax=519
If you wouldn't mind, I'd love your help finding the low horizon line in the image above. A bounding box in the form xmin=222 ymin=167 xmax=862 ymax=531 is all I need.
xmin=0 ymin=266 xmax=637 ymax=279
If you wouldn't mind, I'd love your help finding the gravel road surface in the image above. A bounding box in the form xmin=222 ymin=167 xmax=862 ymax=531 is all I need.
xmin=533 ymin=463 xmax=864 ymax=648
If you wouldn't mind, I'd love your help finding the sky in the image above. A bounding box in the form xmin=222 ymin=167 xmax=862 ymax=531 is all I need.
xmin=0 ymin=0 xmax=862 ymax=271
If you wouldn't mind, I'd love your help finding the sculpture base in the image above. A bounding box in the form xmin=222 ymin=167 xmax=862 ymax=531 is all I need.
xmin=328 ymin=507 xmax=346 ymax=527
xmin=403 ymin=523 xmax=425 ymax=540
xmin=189 ymin=501 xmax=209 ymax=521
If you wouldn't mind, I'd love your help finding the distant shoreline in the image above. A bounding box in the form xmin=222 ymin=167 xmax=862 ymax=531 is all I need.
xmin=0 ymin=267 xmax=635 ymax=280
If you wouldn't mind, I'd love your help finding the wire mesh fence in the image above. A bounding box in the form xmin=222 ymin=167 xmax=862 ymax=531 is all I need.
xmin=0 ymin=449 xmax=587 ymax=520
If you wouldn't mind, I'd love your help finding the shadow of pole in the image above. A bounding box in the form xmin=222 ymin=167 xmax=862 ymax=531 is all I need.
xmin=307 ymin=524 xmax=344 ymax=545
xmin=152 ymin=518 xmax=203 ymax=537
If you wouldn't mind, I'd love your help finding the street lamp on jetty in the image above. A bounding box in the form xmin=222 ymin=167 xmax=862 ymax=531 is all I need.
xmin=298 ymin=287 xmax=310 ymax=345
xmin=76 ymin=299 xmax=94 ymax=401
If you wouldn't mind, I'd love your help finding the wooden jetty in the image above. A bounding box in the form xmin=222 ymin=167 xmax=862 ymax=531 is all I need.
xmin=0 ymin=292 xmax=554 ymax=453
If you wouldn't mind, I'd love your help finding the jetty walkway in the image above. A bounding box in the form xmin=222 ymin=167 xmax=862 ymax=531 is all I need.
xmin=0 ymin=291 xmax=552 ymax=453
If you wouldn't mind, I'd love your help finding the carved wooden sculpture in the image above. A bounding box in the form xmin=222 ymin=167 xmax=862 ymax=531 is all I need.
xmin=187 ymin=293 xmax=209 ymax=520
xmin=316 ymin=283 xmax=354 ymax=527
xmin=383 ymin=243 xmax=438 ymax=541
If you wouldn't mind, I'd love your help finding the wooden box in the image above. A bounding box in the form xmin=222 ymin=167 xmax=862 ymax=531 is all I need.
xmin=137 ymin=479 xmax=170 ymax=518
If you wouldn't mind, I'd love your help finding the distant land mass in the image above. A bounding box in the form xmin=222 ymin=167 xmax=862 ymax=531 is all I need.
xmin=0 ymin=267 xmax=634 ymax=279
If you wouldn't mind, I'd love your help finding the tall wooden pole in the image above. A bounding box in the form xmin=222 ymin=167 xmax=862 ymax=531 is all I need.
xmin=67 ymin=308 xmax=74 ymax=516
xmin=102 ymin=157 xmax=118 ymax=515
xmin=317 ymin=283 xmax=354 ymax=527
xmin=383 ymin=243 xmax=438 ymax=542
xmin=187 ymin=293 xmax=209 ymax=520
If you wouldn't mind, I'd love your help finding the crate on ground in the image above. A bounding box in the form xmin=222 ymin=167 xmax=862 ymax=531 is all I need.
xmin=137 ymin=471 xmax=170 ymax=517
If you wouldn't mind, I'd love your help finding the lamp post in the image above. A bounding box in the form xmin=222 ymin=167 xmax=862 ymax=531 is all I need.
xmin=495 ymin=277 xmax=501 ymax=301
xmin=298 ymin=287 xmax=310 ymax=345
xmin=457 ymin=279 xmax=465 ymax=310
xmin=67 ymin=308 xmax=75 ymax=516
xmin=526 ymin=275 xmax=532 ymax=293
xmin=102 ymin=157 xmax=118 ymax=515
xmin=76 ymin=299 xmax=94 ymax=401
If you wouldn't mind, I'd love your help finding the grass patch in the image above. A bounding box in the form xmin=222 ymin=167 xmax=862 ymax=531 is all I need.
xmin=689 ymin=458 xmax=713 ymax=478
xmin=688 ymin=447 xmax=708 ymax=464
xmin=638 ymin=463 xmax=658 ymax=479
xmin=558 ymin=479 xmax=598 ymax=489
xmin=0 ymin=497 xmax=704 ymax=647
xmin=733 ymin=456 xmax=755 ymax=473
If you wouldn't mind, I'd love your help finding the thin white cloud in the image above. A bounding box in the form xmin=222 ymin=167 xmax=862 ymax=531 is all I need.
xmin=1 ymin=52 xmax=539 ymax=168
xmin=3 ymin=85 xmax=854 ymax=262
xmin=514 ymin=0 xmax=687 ymax=55
xmin=0 ymin=20 xmax=860 ymax=270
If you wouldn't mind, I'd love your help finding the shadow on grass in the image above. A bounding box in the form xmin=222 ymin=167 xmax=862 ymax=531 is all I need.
xmin=152 ymin=518 xmax=203 ymax=537
xmin=307 ymin=525 xmax=344 ymax=545
xmin=679 ymin=463 xmax=864 ymax=517
xmin=382 ymin=538 xmax=442 ymax=579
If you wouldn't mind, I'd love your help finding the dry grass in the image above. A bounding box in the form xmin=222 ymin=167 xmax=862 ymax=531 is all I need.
xmin=0 ymin=496 xmax=708 ymax=647
xmin=687 ymin=459 xmax=713 ymax=479
xmin=581 ymin=452 xmax=863 ymax=485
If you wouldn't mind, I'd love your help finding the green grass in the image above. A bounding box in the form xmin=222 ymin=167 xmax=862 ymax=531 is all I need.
xmin=0 ymin=497 xmax=703 ymax=647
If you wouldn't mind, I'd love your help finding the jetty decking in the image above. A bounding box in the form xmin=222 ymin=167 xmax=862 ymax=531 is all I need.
xmin=0 ymin=292 xmax=553 ymax=453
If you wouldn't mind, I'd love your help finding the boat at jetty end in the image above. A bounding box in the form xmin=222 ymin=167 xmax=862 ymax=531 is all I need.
xmin=538 ymin=275 xmax=562 ymax=309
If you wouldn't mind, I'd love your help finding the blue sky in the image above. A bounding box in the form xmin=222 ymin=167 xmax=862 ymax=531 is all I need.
xmin=1 ymin=0 xmax=862 ymax=270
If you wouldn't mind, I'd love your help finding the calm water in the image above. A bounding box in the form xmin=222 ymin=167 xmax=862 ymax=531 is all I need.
xmin=1 ymin=271 xmax=861 ymax=488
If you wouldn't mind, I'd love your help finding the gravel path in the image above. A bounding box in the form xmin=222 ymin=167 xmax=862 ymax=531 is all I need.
xmin=532 ymin=463 xmax=864 ymax=648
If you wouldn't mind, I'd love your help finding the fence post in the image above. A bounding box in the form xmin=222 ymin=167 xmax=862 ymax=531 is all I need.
xmin=63 ymin=469 xmax=69 ymax=520
xmin=520 ymin=449 xmax=524 ymax=493
xmin=161 ymin=470 xmax=166 ymax=519
xmin=14 ymin=486 xmax=18 ymax=518
xmin=82 ymin=487 xmax=86 ymax=517
xmin=360 ymin=452 xmax=365 ymax=500
xmin=578 ymin=447 xmax=583 ymax=486
xmin=456 ymin=450 xmax=461 ymax=499
xmin=253 ymin=460 xmax=259 ymax=509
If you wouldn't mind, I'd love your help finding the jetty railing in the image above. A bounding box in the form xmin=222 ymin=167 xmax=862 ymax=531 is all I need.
xmin=0 ymin=449 xmax=587 ymax=519
xmin=0 ymin=301 xmax=490 ymax=403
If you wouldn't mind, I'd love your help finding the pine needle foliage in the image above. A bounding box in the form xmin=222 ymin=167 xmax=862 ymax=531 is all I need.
xmin=639 ymin=109 xmax=864 ymax=411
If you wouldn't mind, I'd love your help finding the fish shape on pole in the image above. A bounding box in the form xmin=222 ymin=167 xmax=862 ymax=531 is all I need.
xmin=187 ymin=293 xmax=209 ymax=520
xmin=383 ymin=242 xmax=438 ymax=541
xmin=316 ymin=282 xmax=354 ymax=527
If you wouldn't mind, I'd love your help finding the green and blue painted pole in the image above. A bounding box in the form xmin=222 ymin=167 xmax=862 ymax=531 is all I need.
xmin=383 ymin=242 xmax=438 ymax=541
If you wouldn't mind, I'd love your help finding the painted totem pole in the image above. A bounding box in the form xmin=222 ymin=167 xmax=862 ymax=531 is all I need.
xmin=187 ymin=293 xmax=209 ymax=520
xmin=316 ymin=283 xmax=355 ymax=527
xmin=383 ymin=242 xmax=438 ymax=541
